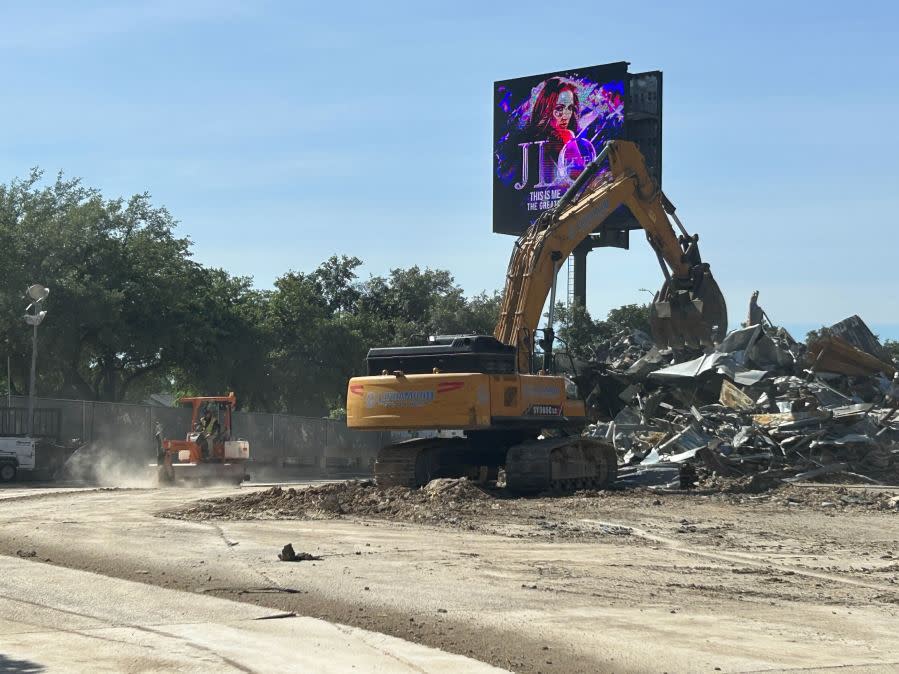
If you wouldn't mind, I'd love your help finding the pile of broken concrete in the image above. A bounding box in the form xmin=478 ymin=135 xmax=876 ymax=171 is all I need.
xmin=581 ymin=315 xmax=899 ymax=490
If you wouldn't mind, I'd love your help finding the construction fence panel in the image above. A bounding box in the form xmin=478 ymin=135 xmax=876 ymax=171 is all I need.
xmin=326 ymin=422 xmax=387 ymax=471
xmin=0 ymin=406 xmax=59 ymax=438
xmin=88 ymin=401 xmax=156 ymax=464
xmin=5 ymin=395 xmax=84 ymax=441
xmin=149 ymin=406 xmax=194 ymax=444
xmin=273 ymin=414 xmax=325 ymax=468
xmin=51 ymin=399 xmax=84 ymax=443
xmin=232 ymin=411 xmax=278 ymax=464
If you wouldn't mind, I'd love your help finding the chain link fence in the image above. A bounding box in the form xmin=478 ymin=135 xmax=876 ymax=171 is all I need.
xmin=3 ymin=396 xmax=389 ymax=475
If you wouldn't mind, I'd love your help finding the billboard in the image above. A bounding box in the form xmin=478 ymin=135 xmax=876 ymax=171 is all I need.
xmin=625 ymin=69 xmax=663 ymax=199
xmin=492 ymin=62 xmax=662 ymax=236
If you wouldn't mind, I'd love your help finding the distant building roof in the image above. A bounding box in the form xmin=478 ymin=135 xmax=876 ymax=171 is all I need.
xmin=144 ymin=393 xmax=176 ymax=407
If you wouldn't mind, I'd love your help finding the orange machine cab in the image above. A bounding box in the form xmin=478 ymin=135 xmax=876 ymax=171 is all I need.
xmin=347 ymin=372 xmax=585 ymax=431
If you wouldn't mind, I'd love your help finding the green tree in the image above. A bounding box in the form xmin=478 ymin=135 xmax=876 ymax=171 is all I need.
xmin=553 ymin=301 xmax=652 ymax=362
xmin=553 ymin=302 xmax=607 ymax=362
xmin=606 ymin=303 xmax=651 ymax=334
xmin=884 ymin=340 xmax=898 ymax=363
xmin=0 ymin=170 xmax=273 ymax=404
xmin=0 ymin=171 xmax=207 ymax=401
xmin=266 ymin=260 xmax=369 ymax=416
xmin=430 ymin=290 xmax=502 ymax=337
xmin=263 ymin=261 xmax=501 ymax=415
xmin=805 ymin=326 xmax=831 ymax=344
xmin=354 ymin=266 xmax=496 ymax=346
xmin=0 ymin=166 xmax=531 ymax=414
xmin=171 ymin=268 xmax=274 ymax=410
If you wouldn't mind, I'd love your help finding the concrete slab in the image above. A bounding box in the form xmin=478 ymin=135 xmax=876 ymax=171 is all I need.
xmin=0 ymin=556 xmax=506 ymax=673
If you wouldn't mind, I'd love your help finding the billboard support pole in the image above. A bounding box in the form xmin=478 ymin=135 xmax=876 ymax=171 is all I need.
xmin=572 ymin=244 xmax=588 ymax=306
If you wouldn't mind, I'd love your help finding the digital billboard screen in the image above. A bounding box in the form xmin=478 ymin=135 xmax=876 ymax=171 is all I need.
xmin=493 ymin=62 xmax=629 ymax=235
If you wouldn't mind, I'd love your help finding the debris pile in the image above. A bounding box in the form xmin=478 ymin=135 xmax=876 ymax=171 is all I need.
xmin=582 ymin=311 xmax=899 ymax=489
xmin=589 ymin=328 xmax=656 ymax=372
xmin=162 ymin=478 xmax=493 ymax=522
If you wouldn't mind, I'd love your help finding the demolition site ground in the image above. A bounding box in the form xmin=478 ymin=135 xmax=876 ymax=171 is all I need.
xmin=3 ymin=316 xmax=899 ymax=671
xmin=2 ymin=479 xmax=899 ymax=673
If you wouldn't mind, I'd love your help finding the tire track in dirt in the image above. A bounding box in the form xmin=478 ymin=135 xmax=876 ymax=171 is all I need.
xmin=580 ymin=518 xmax=899 ymax=597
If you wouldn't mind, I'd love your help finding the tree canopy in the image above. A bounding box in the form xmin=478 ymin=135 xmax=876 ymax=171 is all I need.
xmin=5 ymin=170 xmax=694 ymax=416
xmin=553 ymin=301 xmax=652 ymax=363
xmin=1 ymin=172 xmax=502 ymax=415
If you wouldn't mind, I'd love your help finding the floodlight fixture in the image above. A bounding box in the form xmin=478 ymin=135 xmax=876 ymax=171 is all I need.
xmin=24 ymin=311 xmax=47 ymax=327
xmin=27 ymin=284 xmax=49 ymax=303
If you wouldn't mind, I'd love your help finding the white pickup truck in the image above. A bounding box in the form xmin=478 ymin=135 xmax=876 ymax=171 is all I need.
xmin=0 ymin=437 xmax=37 ymax=482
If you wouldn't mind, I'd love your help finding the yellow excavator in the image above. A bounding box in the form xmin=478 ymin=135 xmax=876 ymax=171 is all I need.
xmin=347 ymin=140 xmax=727 ymax=493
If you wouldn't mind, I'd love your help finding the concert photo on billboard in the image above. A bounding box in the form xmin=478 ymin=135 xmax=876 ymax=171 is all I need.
xmin=493 ymin=62 xmax=628 ymax=235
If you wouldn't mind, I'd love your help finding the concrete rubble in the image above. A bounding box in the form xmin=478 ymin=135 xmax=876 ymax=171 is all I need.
xmin=278 ymin=543 xmax=321 ymax=562
xmin=581 ymin=312 xmax=899 ymax=490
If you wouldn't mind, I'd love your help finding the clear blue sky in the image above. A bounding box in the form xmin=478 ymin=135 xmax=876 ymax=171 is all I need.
xmin=2 ymin=0 xmax=897 ymax=339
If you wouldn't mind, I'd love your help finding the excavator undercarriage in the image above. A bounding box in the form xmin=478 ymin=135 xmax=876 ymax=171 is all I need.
xmin=373 ymin=434 xmax=618 ymax=494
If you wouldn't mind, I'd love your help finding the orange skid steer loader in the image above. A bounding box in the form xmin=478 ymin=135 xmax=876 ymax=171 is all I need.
xmin=153 ymin=393 xmax=250 ymax=485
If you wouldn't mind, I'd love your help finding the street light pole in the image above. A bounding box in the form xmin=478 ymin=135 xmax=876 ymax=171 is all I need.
xmin=27 ymin=320 xmax=38 ymax=436
xmin=24 ymin=285 xmax=49 ymax=438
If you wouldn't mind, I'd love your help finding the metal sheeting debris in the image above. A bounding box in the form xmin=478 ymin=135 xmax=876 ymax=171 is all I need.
xmin=579 ymin=315 xmax=899 ymax=489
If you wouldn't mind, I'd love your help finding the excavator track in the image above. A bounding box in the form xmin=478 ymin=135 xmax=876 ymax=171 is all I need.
xmin=374 ymin=437 xmax=472 ymax=488
xmin=505 ymin=436 xmax=617 ymax=494
xmin=376 ymin=435 xmax=618 ymax=494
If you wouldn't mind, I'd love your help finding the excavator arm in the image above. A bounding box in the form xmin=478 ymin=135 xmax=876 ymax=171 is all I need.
xmin=494 ymin=140 xmax=727 ymax=372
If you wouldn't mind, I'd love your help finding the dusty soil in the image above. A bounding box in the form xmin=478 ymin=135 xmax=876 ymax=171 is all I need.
xmin=162 ymin=478 xmax=899 ymax=542
xmin=3 ymin=481 xmax=899 ymax=673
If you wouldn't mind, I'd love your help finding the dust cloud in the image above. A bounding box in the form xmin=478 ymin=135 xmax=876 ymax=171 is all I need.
xmin=60 ymin=441 xmax=156 ymax=488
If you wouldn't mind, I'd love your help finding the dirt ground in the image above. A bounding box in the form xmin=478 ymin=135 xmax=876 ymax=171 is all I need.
xmin=162 ymin=477 xmax=899 ymax=536
xmin=2 ymin=480 xmax=899 ymax=673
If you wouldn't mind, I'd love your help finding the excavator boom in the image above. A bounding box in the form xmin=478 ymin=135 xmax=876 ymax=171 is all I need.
xmin=495 ymin=140 xmax=727 ymax=368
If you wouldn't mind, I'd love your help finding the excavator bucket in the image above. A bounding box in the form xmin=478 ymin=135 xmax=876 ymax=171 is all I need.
xmin=650 ymin=270 xmax=728 ymax=350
